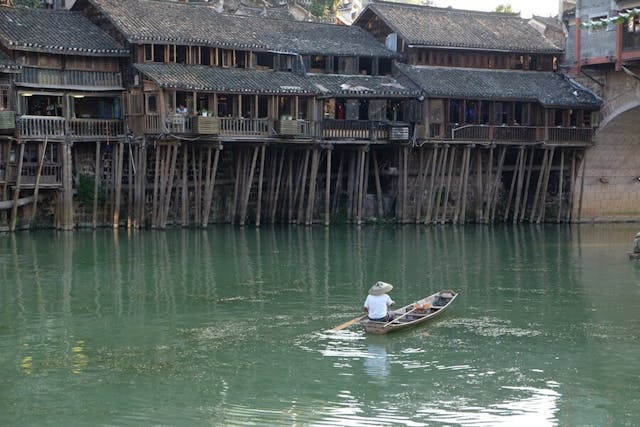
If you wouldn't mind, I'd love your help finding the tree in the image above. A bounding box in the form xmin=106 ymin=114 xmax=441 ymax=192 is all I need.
xmin=495 ymin=4 xmax=516 ymax=14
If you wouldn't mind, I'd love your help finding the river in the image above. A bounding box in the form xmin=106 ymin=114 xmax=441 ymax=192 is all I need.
xmin=1 ymin=224 xmax=639 ymax=426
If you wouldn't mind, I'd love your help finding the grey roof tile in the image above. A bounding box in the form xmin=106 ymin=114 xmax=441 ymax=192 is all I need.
xmin=358 ymin=2 xmax=562 ymax=54
xmin=134 ymin=63 xmax=418 ymax=97
xmin=0 ymin=7 xmax=128 ymax=56
xmin=396 ymin=63 xmax=602 ymax=108
xmin=84 ymin=0 xmax=396 ymax=57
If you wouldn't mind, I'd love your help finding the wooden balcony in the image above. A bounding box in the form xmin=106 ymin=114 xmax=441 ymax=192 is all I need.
xmin=219 ymin=117 xmax=270 ymax=136
xmin=18 ymin=116 xmax=126 ymax=140
xmin=15 ymin=67 xmax=123 ymax=89
xmin=424 ymin=123 xmax=594 ymax=144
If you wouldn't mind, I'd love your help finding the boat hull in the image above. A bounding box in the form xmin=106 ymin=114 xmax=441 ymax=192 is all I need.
xmin=362 ymin=290 xmax=457 ymax=334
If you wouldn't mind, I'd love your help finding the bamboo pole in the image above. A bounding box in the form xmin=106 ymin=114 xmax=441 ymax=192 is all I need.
xmin=256 ymin=144 xmax=266 ymax=226
xmin=30 ymin=137 xmax=48 ymax=227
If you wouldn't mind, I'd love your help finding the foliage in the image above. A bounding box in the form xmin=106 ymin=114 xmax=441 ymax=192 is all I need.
xmin=76 ymin=174 xmax=105 ymax=207
xmin=495 ymin=4 xmax=516 ymax=14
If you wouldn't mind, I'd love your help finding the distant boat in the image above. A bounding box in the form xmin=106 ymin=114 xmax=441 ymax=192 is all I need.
xmin=362 ymin=290 xmax=457 ymax=335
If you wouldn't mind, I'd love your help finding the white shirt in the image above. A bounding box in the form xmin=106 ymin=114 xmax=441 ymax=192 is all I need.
xmin=364 ymin=294 xmax=394 ymax=319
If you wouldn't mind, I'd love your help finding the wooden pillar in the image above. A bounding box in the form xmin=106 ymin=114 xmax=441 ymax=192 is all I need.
xmin=518 ymin=148 xmax=535 ymax=223
xmin=536 ymin=147 xmax=555 ymax=223
xmin=61 ymin=141 xmax=74 ymax=230
xmin=556 ymin=149 xmax=565 ymax=223
xmin=92 ymin=141 xmax=101 ymax=228
xmin=202 ymin=145 xmax=221 ymax=227
xmin=240 ymin=146 xmax=259 ymax=226
xmin=425 ymin=144 xmax=439 ymax=224
xmin=372 ymin=149 xmax=384 ymax=219
xmin=112 ymin=141 xmax=124 ymax=228
xmin=530 ymin=148 xmax=548 ymax=223
xmin=441 ymin=145 xmax=456 ymax=224
xmin=504 ymin=145 xmax=523 ymax=222
xmin=181 ymin=146 xmax=190 ymax=227
xmin=306 ymin=147 xmax=320 ymax=225
xmin=151 ymin=145 xmax=161 ymax=227
xmin=296 ymin=148 xmax=310 ymax=224
xmin=459 ymin=145 xmax=472 ymax=224
xmin=489 ymin=145 xmax=507 ymax=223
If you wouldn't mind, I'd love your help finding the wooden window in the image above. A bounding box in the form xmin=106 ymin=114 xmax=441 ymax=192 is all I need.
xmin=168 ymin=45 xmax=175 ymax=63
xmin=200 ymin=47 xmax=210 ymax=66
xmin=146 ymin=94 xmax=157 ymax=114
xmin=255 ymin=52 xmax=272 ymax=69
xmin=176 ymin=46 xmax=187 ymax=64
xmin=153 ymin=44 xmax=166 ymax=63
xmin=310 ymin=55 xmax=325 ymax=70
xmin=144 ymin=45 xmax=152 ymax=62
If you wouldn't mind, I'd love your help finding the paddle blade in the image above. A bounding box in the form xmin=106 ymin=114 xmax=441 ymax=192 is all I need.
xmin=331 ymin=315 xmax=365 ymax=331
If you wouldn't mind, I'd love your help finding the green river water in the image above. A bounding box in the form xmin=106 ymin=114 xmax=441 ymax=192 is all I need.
xmin=1 ymin=224 xmax=639 ymax=426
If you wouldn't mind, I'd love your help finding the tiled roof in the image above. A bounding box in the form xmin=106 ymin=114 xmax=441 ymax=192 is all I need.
xmin=396 ymin=64 xmax=602 ymax=108
xmin=307 ymin=73 xmax=420 ymax=97
xmin=134 ymin=63 xmax=418 ymax=98
xmin=83 ymin=0 xmax=396 ymax=57
xmin=134 ymin=63 xmax=316 ymax=94
xmin=0 ymin=8 xmax=128 ymax=56
xmin=357 ymin=2 xmax=562 ymax=54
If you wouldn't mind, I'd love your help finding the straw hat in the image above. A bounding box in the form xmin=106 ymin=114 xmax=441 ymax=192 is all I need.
xmin=369 ymin=281 xmax=393 ymax=295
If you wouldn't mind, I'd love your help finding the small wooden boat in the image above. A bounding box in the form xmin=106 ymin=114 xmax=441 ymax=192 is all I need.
xmin=628 ymin=251 xmax=640 ymax=260
xmin=362 ymin=290 xmax=457 ymax=335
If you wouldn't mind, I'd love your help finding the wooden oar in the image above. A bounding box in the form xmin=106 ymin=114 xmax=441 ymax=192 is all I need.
xmin=331 ymin=315 xmax=366 ymax=331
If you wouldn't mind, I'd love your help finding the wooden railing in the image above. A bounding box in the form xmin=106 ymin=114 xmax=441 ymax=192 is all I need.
xmin=219 ymin=117 xmax=270 ymax=136
xmin=19 ymin=116 xmax=66 ymax=137
xmin=0 ymin=111 xmax=15 ymax=130
xmin=15 ymin=67 xmax=123 ymax=88
xmin=69 ymin=119 xmax=124 ymax=138
xmin=320 ymin=119 xmax=388 ymax=140
xmin=425 ymin=123 xmax=594 ymax=144
xmin=18 ymin=116 xmax=125 ymax=139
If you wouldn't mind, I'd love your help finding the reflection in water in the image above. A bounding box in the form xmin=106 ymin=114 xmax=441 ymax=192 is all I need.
xmin=363 ymin=344 xmax=389 ymax=382
xmin=1 ymin=224 xmax=640 ymax=426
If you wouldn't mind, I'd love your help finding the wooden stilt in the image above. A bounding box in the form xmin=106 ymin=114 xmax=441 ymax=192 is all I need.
xmin=9 ymin=141 xmax=25 ymax=232
xmin=356 ymin=147 xmax=366 ymax=224
xmin=577 ymin=149 xmax=586 ymax=222
xmin=92 ymin=140 xmax=100 ymax=228
xmin=489 ymin=145 xmax=507 ymax=223
xmin=286 ymin=152 xmax=294 ymax=223
xmin=202 ymin=146 xmax=220 ymax=227
xmin=126 ymin=140 xmax=134 ymax=228
xmin=536 ymin=147 xmax=555 ymax=224
xmin=1 ymin=138 xmax=12 ymax=224
xmin=346 ymin=151 xmax=356 ymax=221
xmin=425 ymin=144 xmax=439 ymax=224
xmin=30 ymin=137 xmax=48 ymax=227
xmin=459 ymin=145 xmax=472 ymax=224
xmin=62 ymin=141 xmax=74 ymax=230
xmin=324 ymin=147 xmax=332 ymax=226
xmin=231 ymin=150 xmax=242 ymax=224
xmin=271 ymin=148 xmax=285 ymax=223
xmin=504 ymin=146 xmax=522 ymax=222
xmin=482 ymin=145 xmax=494 ymax=222
xmin=371 ymin=149 xmax=384 ymax=219
xmin=181 ymin=146 xmax=189 ymax=227
xmin=151 ymin=145 xmax=161 ymax=228
xmin=113 ymin=142 xmax=124 ymax=228
xmin=401 ymin=145 xmax=408 ymax=222
xmin=240 ymin=146 xmax=259 ymax=226
xmin=332 ymin=150 xmax=344 ymax=214
xmin=453 ymin=145 xmax=467 ymax=224
xmin=530 ymin=148 xmax=548 ymax=223
xmin=474 ymin=148 xmax=483 ymax=223
xmin=306 ymin=147 xmax=320 ymax=225
xmin=556 ymin=149 xmax=565 ymax=223
xmin=441 ymin=145 xmax=456 ymax=224
xmin=568 ymin=149 xmax=577 ymax=222
xmin=296 ymin=148 xmax=310 ymax=224
xmin=256 ymin=144 xmax=266 ymax=226
xmin=434 ymin=144 xmax=449 ymax=223
xmin=160 ymin=144 xmax=179 ymax=228
xmin=518 ymin=148 xmax=535 ymax=224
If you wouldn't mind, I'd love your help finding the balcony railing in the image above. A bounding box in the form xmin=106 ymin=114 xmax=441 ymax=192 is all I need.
xmin=15 ymin=67 xmax=123 ymax=88
xmin=6 ymin=162 xmax=62 ymax=185
xmin=425 ymin=123 xmax=594 ymax=144
xmin=320 ymin=119 xmax=388 ymax=140
xmin=219 ymin=117 xmax=270 ymax=136
xmin=18 ymin=116 xmax=125 ymax=139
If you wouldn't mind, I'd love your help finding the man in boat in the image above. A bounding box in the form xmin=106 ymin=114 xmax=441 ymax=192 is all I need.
xmin=634 ymin=232 xmax=640 ymax=253
xmin=363 ymin=281 xmax=395 ymax=322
